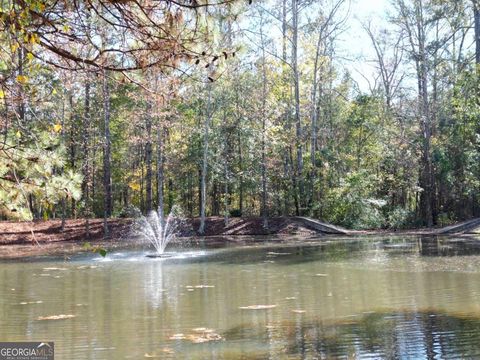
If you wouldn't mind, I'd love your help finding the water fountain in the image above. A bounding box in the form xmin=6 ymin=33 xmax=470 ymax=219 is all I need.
xmin=133 ymin=206 xmax=186 ymax=258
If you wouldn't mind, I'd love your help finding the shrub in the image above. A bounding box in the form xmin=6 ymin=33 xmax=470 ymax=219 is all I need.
xmin=229 ymin=208 xmax=242 ymax=217
xmin=386 ymin=207 xmax=414 ymax=229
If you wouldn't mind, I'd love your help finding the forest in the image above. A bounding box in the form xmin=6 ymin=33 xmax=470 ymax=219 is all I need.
xmin=0 ymin=0 xmax=479 ymax=232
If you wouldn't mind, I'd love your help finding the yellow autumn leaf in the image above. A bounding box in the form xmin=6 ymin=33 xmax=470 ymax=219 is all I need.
xmin=129 ymin=182 xmax=141 ymax=191
xmin=52 ymin=88 xmax=57 ymax=95
xmin=29 ymin=33 xmax=39 ymax=45
xmin=10 ymin=43 xmax=19 ymax=53
xmin=26 ymin=52 xmax=34 ymax=61
xmin=53 ymin=124 xmax=62 ymax=133
xmin=15 ymin=131 xmax=21 ymax=138
xmin=16 ymin=75 xmax=28 ymax=84
xmin=0 ymin=90 xmax=4 ymax=99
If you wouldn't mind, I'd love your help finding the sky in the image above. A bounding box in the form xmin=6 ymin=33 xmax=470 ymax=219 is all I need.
xmin=254 ymin=0 xmax=394 ymax=93
xmin=338 ymin=0 xmax=391 ymax=92
xmin=241 ymin=0 xmax=400 ymax=93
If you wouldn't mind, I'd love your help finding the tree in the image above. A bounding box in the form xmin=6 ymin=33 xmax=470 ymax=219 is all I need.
xmin=199 ymin=84 xmax=213 ymax=234
xmin=395 ymin=0 xmax=434 ymax=226
xmin=291 ymin=0 xmax=304 ymax=215
xmin=102 ymin=70 xmax=112 ymax=235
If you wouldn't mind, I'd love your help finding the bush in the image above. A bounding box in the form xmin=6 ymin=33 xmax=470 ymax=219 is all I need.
xmin=229 ymin=208 xmax=242 ymax=217
xmin=386 ymin=207 xmax=414 ymax=229
xmin=437 ymin=212 xmax=456 ymax=227
xmin=114 ymin=205 xmax=141 ymax=218
xmin=322 ymin=171 xmax=386 ymax=230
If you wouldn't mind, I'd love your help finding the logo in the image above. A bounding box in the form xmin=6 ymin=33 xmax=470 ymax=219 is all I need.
xmin=0 ymin=342 xmax=54 ymax=360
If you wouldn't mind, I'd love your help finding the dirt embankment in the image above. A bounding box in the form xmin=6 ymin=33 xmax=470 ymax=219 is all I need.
xmin=0 ymin=218 xmax=132 ymax=245
xmin=1 ymin=216 xmax=477 ymax=259
xmin=0 ymin=217 xmax=319 ymax=259
xmin=0 ymin=216 xmax=319 ymax=245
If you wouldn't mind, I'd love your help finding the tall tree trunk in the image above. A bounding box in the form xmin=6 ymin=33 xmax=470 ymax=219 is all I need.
xmin=292 ymin=0 xmax=304 ymax=214
xmin=400 ymin=0 xmax=433 ymax=226
xmin=235 ymin=83 xmax=244 ymax=216
xmin=260 ymin=22 xmax=268 ymax=229
xmin=282 ymin=0 xmax=292 ymax=216
xmin=68 ymin=92 xmax=77 ymax=218
xmin=417 ymin=2 xmax=433 ymax=227
xmin=168 ymin=178 xmax=173 ymax=213
xmin=238 ymin=129 xmax=244 ymax=216
xmin=102 ymin=70 xmax=112 ymax=236
xmin=223 ymin=160 xmax=229 ymax=226
xmin=82 ymin=80 xmax=91 ymax=238
xmin=145 ymin=103 xmax=153 ymax=213
xmin=60 ymin=88 xmax=67 ymax=231
xmin=310 ymin=26 xmax=323 ymax=213
xmin=474 ymin=0 xmax=480 ymax=64
xmin=222 ymin=109 xmax=230 ymax=227
xmin=156 ymin=123 xmax=165 ymax=223
xmin=199 ymin=84 xmax=212 ymax=234
xmin=139 ymin=145 xmax=145 ymax=212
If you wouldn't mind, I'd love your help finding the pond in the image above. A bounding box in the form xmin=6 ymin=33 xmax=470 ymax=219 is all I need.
xmin=2 ymin=236 xmax=480 ymax=359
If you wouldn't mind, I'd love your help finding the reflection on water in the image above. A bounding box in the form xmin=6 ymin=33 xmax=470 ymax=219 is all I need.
xmin=223 ymin=311 xmax=480 ymax=359
xmin=1 ymin=236 xmax=480 ymax=359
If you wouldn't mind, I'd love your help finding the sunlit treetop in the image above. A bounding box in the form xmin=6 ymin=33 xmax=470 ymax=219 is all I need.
xmin=0 ymin=0 xmax=240 ymax=75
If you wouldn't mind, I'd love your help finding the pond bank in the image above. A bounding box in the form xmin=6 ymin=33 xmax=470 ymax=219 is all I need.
xmin=0 ymin=216 xmax=478 ymax=259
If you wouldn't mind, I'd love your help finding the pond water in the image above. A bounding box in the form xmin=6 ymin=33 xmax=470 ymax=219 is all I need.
xmin=2 ymin=236 xmax=480 ymax=359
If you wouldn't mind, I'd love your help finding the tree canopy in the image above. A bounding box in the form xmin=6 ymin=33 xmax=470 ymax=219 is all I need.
xmin=1 ymin=0 xmax=479 ymax=229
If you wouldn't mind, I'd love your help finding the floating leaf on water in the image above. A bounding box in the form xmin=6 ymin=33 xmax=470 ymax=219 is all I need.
xmin=192 ymin=327 xmax=214 ymax=333
xmin=187 ymin=289 xmax=194 ymax=292
xmin=327 ymin=292 xmax=333 ymax=297
xmin=267 ymin=252 xmax=290 ymax=255
xmin=186 ymin=333 xmax=223 ymax=343
xmin=315 ymin=273 xmax=328 ymax=277
xmin=169 ymin=331 xmax=223 ymax=343
xmin=161 ymin=348 xmax=174 ymax=354
xmin=291 ymin=309 xmax=306 ymax=314
xmin=285 ymin=297 xmax=296 ymax=300
xmin=239 ymin=305 xmax=277 ymax=310
xmin=37 ymin=314 xmax=76 ymax=321
xmin=144 ymin=353 xmax=157 ymax=358
xmin=76 ymin=265 xmax=98 ymax=270
xmin=92 ymin=247 xmax=108 ymax=257
xmin=43 ymin=267 xmax=68 ymax=271
xmin=194 ymin=285 xmax=214 ymax=289
xmin=19 ymin=301 xmax=43 ymax=305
